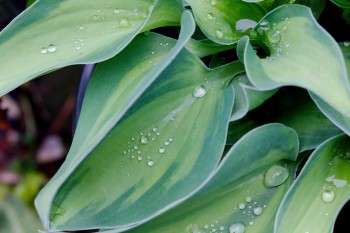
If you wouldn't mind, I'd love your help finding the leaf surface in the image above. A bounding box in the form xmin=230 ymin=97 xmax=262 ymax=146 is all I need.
xmin=238 ymin=4 xmax=350 ymax=135
xmin=110 ymin=124 xmax=299 ymax=233
xmin=35 ymin=11 xmax=196 ymax=230
xmin=275 ymin=135 xmax=350 ymax=233
xmin=0 ymin=0 xmax=170 ymax=96
xmin=187 ymin=0 xmax=265 ymax=44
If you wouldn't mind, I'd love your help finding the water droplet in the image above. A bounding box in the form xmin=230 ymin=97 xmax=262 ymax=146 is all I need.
xmin=322 ymin=189 xmax=335 ymax=203
xmin=78 ymin=25 xmax=84 ymax=30
xmin=193 ymin=85 xmax=207 ymax=98
xmin=257 ymin=20 xmax=270 ymax=35
xmin=239 ymin=203 xmax=246 ymax=209
xmin=249 ymin=221 xmax=254 ymax=226
xmin=219 ymin=226 xmax=225 ymax=230
xmin=253 ymin=207 xmax=263 ymax=216
xmin=207 ymin=13 xmax=214 ymax=20
xmin=47 ymin=44 xmax=56 ymax=53
xmin=137 ymin=156 xmax=143 ymax=161
xmin=215 ymin=29 xmax=224 ymax=39
xmin=93 ymin=15 xmax=98 ymax=20
xmin=210 ymin=0 xmax=217 ymax=5
xmin=204 ymin=224 xmax=209 ymax=229
xmin=264 ymin=165 xmax=289 ymax=188
xmin=159 ymin=147 xmax=165 ymax=154
xmin=119 ymin=18 xmax=131 ymax=28
xmin=165 ymin=141 xmax=170 ymax=146
xmin=344 ymin=41 xmax=350 ymax=47
xmin=229 ymin=223 xmax=245 ymax=233
xmin=267 ymin=30 xmax=281 ymax=45
xmin=141 ymin=136 xmax=148 ymax=144
xmin=245 ymin=196 xmax=252 ymax=203
xmin=148 ymin=160 xmax=155 ymax=167
xmin=114 ymin=8 xmax=120 ymax=13
xmin=153 ymin=127 xmax=158 ymax=132
xmin=131 ymin=137 xmax=135 ymax=141
xmin=169 ymin=138 xmax=173 ymax=142
xmin=40 ymin=47 xmax=47 ymax=54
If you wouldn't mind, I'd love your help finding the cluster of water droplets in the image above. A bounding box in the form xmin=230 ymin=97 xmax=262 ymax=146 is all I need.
xmin=40 ymin=44 xmax=57 ymax=54
xmin=250 ymin=16 xmax=291 ymax=58
xmin=121 ymin=126 xmax=175 ymax=169
xmin=187 ymin=220 xmax=227 ymax=233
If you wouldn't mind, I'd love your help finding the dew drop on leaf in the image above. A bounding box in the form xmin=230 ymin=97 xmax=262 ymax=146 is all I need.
xmin=210 ymin=0 xmax=217 ymax=5
xmin=207 ymin=13 xmax=214 ymax=20
xmin=193 ymin=85 xmax=207 ymax=98
xmin=147 ymin=160 xmax=155 ymax=167
xmin=344 ymin=41 xmax=350 ymax=47
xmin=214 ymin=29 xmax=224 ymax=39
xmin=264 ymin=164 xmax=289 ymax=188
xmin=229 ymin=223 xmax=245 ymax=233
xmin=140 ymin=136 xmax=148 ymax=144
xmin=119 ymin=18 xmax=131 ymax=28
xmin=40 ymin=47 xmax=48 ymax=54
xmin=159 ymin=147 xmax=165 ymax=154
xmin=322 ymin=189 xmax=335 ymax=203
xmin=245 ymin=196 xmax=252 ymax=203
xmin=47 ymin=44 xmax=57 ymax=53
xmin=238 ymin=203 xmax=246 ymax=209
xmin=253 ymin=207 xmax=263 ymax=216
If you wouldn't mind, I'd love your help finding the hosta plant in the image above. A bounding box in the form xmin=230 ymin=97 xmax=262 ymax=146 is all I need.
xmin=1 ymin=0 xmax=350 ymax=232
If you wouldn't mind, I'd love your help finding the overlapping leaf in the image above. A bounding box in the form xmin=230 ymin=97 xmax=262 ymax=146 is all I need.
xmin=36 ymin=18 xmax=246 ymax=232
xmin=186 ymin=0 xmax=265 ymax=44
xmin=101 ymin=124 xmax=299 ymax=233
xmin=237 ymin=4 xmax=350 ymax=135
xmin=35 ymin=11 xmax=196 ymax=230
xmin=0 ymin=197 xmax=43 ymax=233
xmin=0 ymin=0 xmax=183 ymax=96
xmin=275 ymin=135 xmax=350 ymax=233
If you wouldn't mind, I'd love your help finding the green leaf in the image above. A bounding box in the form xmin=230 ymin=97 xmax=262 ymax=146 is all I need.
xmin=142 ymin=0 xmax=184 ymax=31
xmin=230 ymin=73 xmax=277 ymax=121
xmin=48 ymin=59 xmax=240 ymax=231
xmin=107 ymin=124 xmax=299 ymax=233
xmin=238 ymin=4 xmax=350 ymax=135
xmin=330 ymin=0 xmax=350 ymax=8
xmin=35 ymin=11 xmax=196 ymax=230
xmin=0 ymin=197 xmax=44 ymax=233
xmin=185 ymin=39 xmax=236 ymax=58
xmin=187 ymin=0 xmax=265 ymax=44
xmin=275 ymin=135 xmax=350 ymax=233
xmin=0 ymin=0 xmax=160 ymax=96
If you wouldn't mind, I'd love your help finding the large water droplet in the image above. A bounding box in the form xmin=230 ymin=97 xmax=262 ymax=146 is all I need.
xmin=229 ymin=223 xmax=245 ymax=233
xmin=47 ymin=44 xmax=57 ymax=53
xmin=264 ymin=165 xmax=289 ymax=188
xmin=141 ymin=136 xmax=148 ymax=144
xmin=40 ymin=47 xmax=48 ymax=54
xmin=253 ymin=207 xmax=263 ymax=216
xmin=207 ymin=13 xmax=214 ymax=20
xmin=214 ymin=29 xmax=224 ymax=39
xmin=193 ymin=85 xmax=207 ymax=98
xmin=267 ymin=30 xmax=281 ymax=45
xmin=119 ymin=18 xmax=131 ymax=28
xmin=322 ymin=189 xmax=335 ymax=203
xmin=148 ymin=160 xmax=155 ymax=167
xmin=159 ymin=147 xmax=165 ymax=154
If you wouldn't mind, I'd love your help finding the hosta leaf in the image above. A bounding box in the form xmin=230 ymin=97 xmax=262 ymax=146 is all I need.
xmin=275 ymin=135 xmax=350 ymax=233
xmin=230 ymin=73 xmax=277 ymax=121
xmin=185 ymin=39 xmax=236 ymax=58
xmin=48 ymin=59 xmax=240 ymax=231
xmin=0 ymin=0 xmax=171 ymax=96
xmin=227 ymin=88 xmax=343 ymax=151
xmin=330 ymin=0 xmax=350 ymax=8
xmin=35 ymin=11 xmax=196 ymax=230
xmin=186 ymin=0 xmax=265 ymax=44
xmin=0 ymin=197 xmax=43 ymax=233
xmin=111 ymin=124 xmax=299 ymax=233
xmin=237 ymin=4 xmax=350 ymax=135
